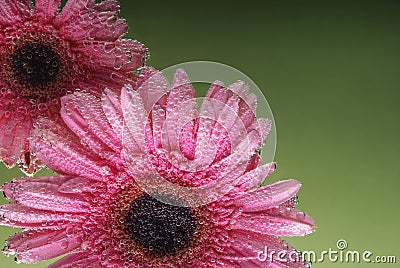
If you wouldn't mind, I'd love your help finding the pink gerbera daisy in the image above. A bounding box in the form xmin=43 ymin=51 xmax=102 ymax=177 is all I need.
xmin=0 ymin=68 xmax=315 ymax=267
xmin=0 ymin=0 xmax=147 ymax=174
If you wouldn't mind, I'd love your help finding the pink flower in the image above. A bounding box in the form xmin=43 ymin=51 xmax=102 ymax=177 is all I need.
xmin=0 ymin=68 xmax=315 ymax=267
xmin=0 ymin=0 xmax=147 ymax=174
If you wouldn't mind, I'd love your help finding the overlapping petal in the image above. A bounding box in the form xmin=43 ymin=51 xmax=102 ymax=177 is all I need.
xmin=2 ymin=176 xmax=90 ymax=213
xmin=30 ymin=119 xmax=107 ymax=180
xmin=61 ymin=92 xmax=123 ymax=164
xmin=4 ymin=229 xmax=82 ymax=264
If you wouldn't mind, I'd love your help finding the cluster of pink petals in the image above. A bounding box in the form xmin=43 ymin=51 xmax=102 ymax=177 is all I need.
xmin=0 ymin=67 xmax=315 ymax=267
xmin=0 ymin=0 xmax=147 ymax=173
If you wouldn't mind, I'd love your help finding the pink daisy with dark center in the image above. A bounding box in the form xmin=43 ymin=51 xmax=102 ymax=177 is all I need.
xmin=0 ymin=0 xmax=147 ymax=174
xmin=0 ymin=68 xmax=315 ymax=267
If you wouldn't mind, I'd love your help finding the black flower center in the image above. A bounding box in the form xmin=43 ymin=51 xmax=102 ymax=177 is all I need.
xmin=125 ymin=194 xmax=197 ymax=257
xmin=11 ymin=42 xmax=61 ymax=89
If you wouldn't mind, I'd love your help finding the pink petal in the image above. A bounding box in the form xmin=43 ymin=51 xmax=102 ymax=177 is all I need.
xmin=101 ymin=89 xmax=124 ymax=138
xmin=136 ymin=67 xmax=169 ymax=149
xmin=122 ymin=85 xmax=148 ymax=156
xmin=136 ymin=68 xmax=169 ymax=114
xmin=2 ymin=176 xmax=90 ymax=213
xmin=206 ymin=80 xmax=256 ymax=125
xmin=86 ymin=19 xmax=127 ymax=42
xmin=0 ymin=203 xmax=84 ymax=227
xmin=62 ymin=5 xmax=127 ymax=41
xmin=34 ymin=0 xmax=60 ymax=22
xmin=205 ymin=81 xmax=229 ymax=103
xmin=229 ymin=83 xmax=257 ymax=132
xmin=188 ymin=161 xmax=249 ymax=203
xmin=234 ymin=162 xmax=276 ymax=193
xmin=55 ymin=0 xmax=94 ymax=25
xmin=93 ymin=0 xmax=119 ymax=12
xmin=178 ymin=118 xmax=198 ymax=160
xmin=167 ymin=69 xmax=196 ymax=111
xmin=150 ymin=98 xmax=168 ymax=149
xmin=167 ymin=118 xmax=219 ymax=174
xmin=78 ymin=68 xmax=136 ymax=95
xmin=200 ymin=82 xmax=237 ymax=132
xmin=252 ymin=118 xmax=271 ymax=142
xmin=234 ymin=179 xmax=301 ymax=212
xmin=60 ymin=22 xmax=89 ymax=40
xmin=204 ymin=81 xmax=261 ymax=144
xmin=0 ymin=0 xmax=31 ymax=25
xmin=136 ymin=66 xmax=161 ymax=89
xmin=228 ymin=81 xmax=257 ymax=115
xmin=77 ymin=39 xmax=146 ymax=71
xmin=232 ymin=208 xmax=315 ymax=237
xmin=245 ymin=153 xmax=261 ymax=173
xmin=48 ymin=251 xmax=101 ymax=268
xmin=120 ymin=83 xmax=135 ymax=111
xmin=61 ymin=92 xmax=122 ymax=165
xmin=2 ymin=176 xmax=65 ymax=199
xmin=216 ymin=258 xmax=257 ymax=268
xmin=0 ymin=219 xmax=65 ymax=229
xmin=0 ymin=110 xmax=31 ymax=168
xmin=163 ymin=69 xmax=197 ymax=153
xmin=58 ymin=176 xmax=101 ymax=193
xmin=198 ymin=90 xmax=262 ymax=168
xmin=238 ymin=122 xmax=266 ymax=162
xmin=123 ymin=152 xmax=156 ymax=183
xmin=31 ymin=119 xmax=105 ymax=180
xmin=4 ymin=229 xmax=82 ymax=264
xmin=215 ymin=129 xmax=265 ymax=172
xmin=198 ymin=94 xmax=241 ymax=161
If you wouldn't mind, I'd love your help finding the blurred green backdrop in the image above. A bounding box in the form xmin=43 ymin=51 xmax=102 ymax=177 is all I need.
xmin=1 ymin=0 xmax=399 ymax=267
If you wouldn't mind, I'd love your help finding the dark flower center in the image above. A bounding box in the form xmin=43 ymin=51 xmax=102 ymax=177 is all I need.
xmin=125 ymin=194 xmax=197 ymax=257
xmin=11 ymin=42 xmax=61 ymax=89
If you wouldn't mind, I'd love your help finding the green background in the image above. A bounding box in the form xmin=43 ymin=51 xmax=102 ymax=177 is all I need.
xmin=1 ymin=0 xmax=399 ymax=267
